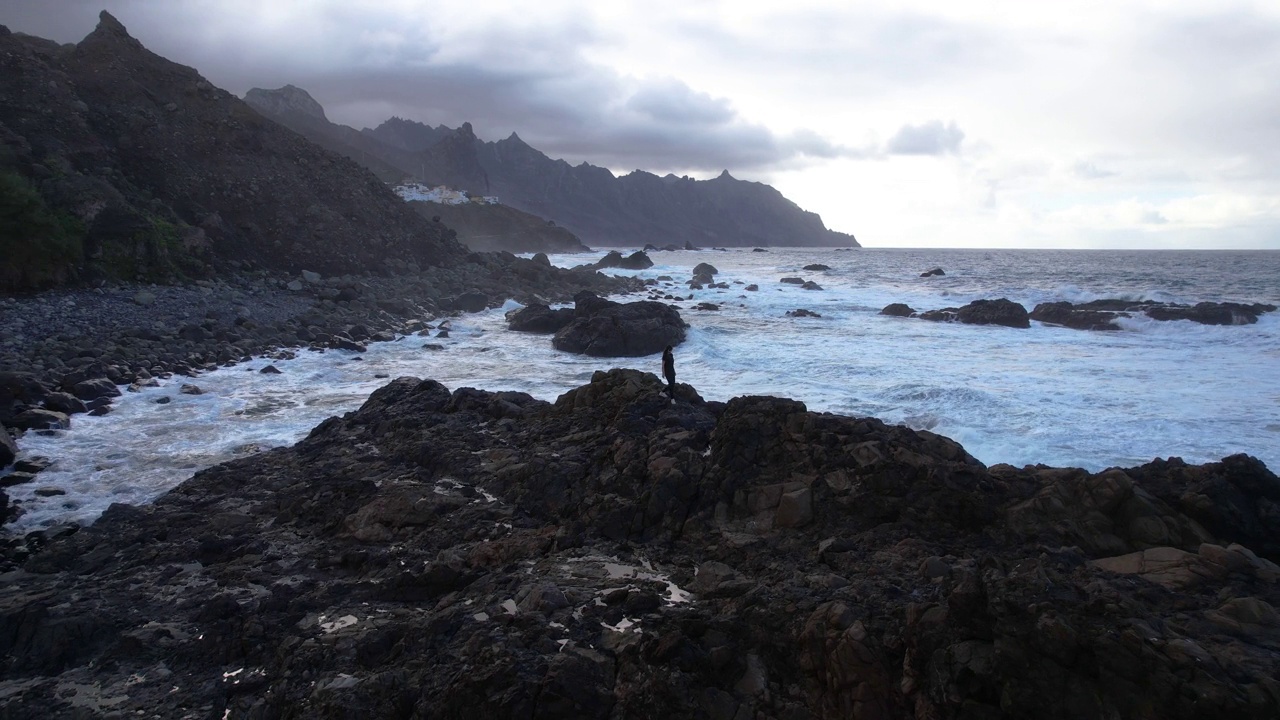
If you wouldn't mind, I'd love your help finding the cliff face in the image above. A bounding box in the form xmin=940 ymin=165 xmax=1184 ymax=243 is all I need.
xmin=411 ymin=201 xmax=590 ymax=254
xmin=263 ymin=101 xmax=860 ymax=249
xmin=242 ymin=86 xmax=410 ymax=184
xmin=473 ymin=137 xmax=858 ymax=248
xmin=246 ymin=91 xmax=590 ymax=253
xmin=0 ymin=13 xmax=464 ymax=293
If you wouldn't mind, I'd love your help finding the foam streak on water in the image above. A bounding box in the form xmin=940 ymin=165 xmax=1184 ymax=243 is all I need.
xmin=8 ymin=248 xmax=1280 ymax=532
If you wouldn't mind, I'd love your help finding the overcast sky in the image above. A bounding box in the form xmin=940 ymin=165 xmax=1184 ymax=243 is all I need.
xmin=5 ymin=1 xmax=1280 ymax=248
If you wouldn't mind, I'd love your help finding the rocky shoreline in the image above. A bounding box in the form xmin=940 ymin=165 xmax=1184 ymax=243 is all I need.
xmin=0 ymin=368 xmax=1275 ymax=717
xmin=0 ymin=255 xmax=644 ymax=517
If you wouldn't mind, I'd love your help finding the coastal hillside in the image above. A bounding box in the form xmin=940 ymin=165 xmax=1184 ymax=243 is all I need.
xmin=245 ymin=88 xmax=588 ymax=254
xmin=247 ymin=86 xmax=858 ymax=249
xmin=409 ymin=201 xmax=590 ymax=254
xmin=471 ymin=136 xmax=857 ymax=249
xmin=0 ymin=13 xmax=465 ymax=293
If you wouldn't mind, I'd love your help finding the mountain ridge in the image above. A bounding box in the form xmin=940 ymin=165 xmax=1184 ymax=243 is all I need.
xmin=245 ymin=86 xmax=859 ymax=249
xmin=0 ymin=12 xmax=467 ymax=292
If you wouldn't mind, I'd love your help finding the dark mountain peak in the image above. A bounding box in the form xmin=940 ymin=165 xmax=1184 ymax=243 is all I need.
xmin=0 ymin=16 xmax=464 ymax=290
xmin=0 ymin=24 xmax=10 ymax=38
xmin=456 ymin=122 xmax=476 ymax=139
xmin=505 ymin=131 xmax=528 ymax=147
xmin=244 ymin=85 xmax=328 ymax=122
xmin=363 ymin=116 xmax=452 ymax=153
xmin=715 ymin=169 xmax=735 ymax=181
xmin=86 ymin=10 xmax=141 ymax=49
xmin=96 ymin=10 xmax=128 ymax=36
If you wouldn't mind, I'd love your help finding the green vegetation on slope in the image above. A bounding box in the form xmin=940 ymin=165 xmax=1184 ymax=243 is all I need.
xmin=0 ymin=171 xmax=83 ymax=292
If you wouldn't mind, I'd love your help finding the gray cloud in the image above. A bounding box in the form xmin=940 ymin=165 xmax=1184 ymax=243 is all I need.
xmin=886 ymin=120 xmax=965 ymax=155
xmin=624 ymin=79 xmax=736 ymax=126
xmin=0 ymin=1 xmax=920 ymax=177
xmin=1072 ymin=160 xmax=1116 ymax=180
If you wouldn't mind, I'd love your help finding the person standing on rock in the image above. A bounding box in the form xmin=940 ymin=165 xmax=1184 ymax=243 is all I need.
xmin=662 ymin=345 xmax=676 ymax=399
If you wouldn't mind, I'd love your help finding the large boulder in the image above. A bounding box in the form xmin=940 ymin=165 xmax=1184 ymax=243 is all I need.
xmin=70 ymin=378 xmax=121 ymax=402
xmin=448 ymin=292 xmax=490 ymax=313
xmin=594 ymin=250 xmax=653 ymax=270
xmin=1030 ymin=301 xmax=1124 ymax=331
xmin=0 ymin=372 xmax=50 ymax=423
xmin=921 ymin=299 xmax=1030 ymax=328
xmin=880 ymin=303 xmax=915 ymax=317
xmin=9 ymin=408 xmax=70 ymax=431
xmin=956 ymin=298 xmax=1029 ymax=328
xmin=42 ymin=392 xmax=88 ymax=415
xmin=552 ymin=291 xmax=687 ymax=357
xmin=506 ymin=304 xmax=575 ymax=334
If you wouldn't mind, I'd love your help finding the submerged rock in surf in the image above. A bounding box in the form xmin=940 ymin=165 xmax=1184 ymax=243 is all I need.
xmin=1031 ymin=299 xmax=1277 ymax=330
xmin=917 ymin=298 xmax=1030 ymax=329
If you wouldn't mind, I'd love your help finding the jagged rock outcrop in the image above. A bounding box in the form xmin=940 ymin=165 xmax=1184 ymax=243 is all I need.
xmin=592 ymin=250 xmax=654 ymax=271
xmin=243 ymin=85 xmax=409 ymax=183
xmin=244 ymin=93 xmax=591 ymax=254
xmin=917 ymin=298 xmax=1031 ymax=328
xmin=551 ymin=291 xmax=687 ymax=357
xmin=0 ymin=14 xmax=464 ymax=292
xmin=1 ymin=369 xmax=1276 ymax=718
xmin=359 ymin=116 xmax=860 ymax=248
xmin=1030 ymin=300 xmax=1277 ymax=330
xmin=505 ymin=303 xmax=575 ymax=334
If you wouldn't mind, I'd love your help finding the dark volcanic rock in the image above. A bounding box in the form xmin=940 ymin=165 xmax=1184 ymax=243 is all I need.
xmin=921 ymin=267 xmax=945 ymax=277
xmin=3 ymin=370 xmax=1275 ymax=718
xmin=880 ymin=303 xmax=915 ymax=317
xmin=594 ymin=250 xmax=654 ymax=271
xmin=552 ymin=291 xmax=688 ymax=357
xmin=786 ymin=309 xmax=822 ymax=318
xmin=9 ymin=408 xmax=70 ymax=430
xmin=41 ymin=392 xmax=88 ymax=415
xmin=448 ymin=291 xmax=490 ymax=313
xmin=920 ymin=299 xmax=1030 ymax=328
xmin=1031 ymin=300 xmax=1277 ymax=330
xmin=1146 ymin=301 xmax=1275 ymax=325
xmin=957 ymin=298 xmax=1030 ymax=328
xmin=692 ymin=262 xmax=719 ymax=278
xmin=803 ymin=264 xmax=830 ymax=271
xmin=0 ymin=430 xmax=15 ymax=467
xmin=70 ymin=378 xmax=121 ymax=402
xmin=1030 ymin=301 xmax=1124 ymax=331
xmin=506 ymin=304 xmax=575 ymax=334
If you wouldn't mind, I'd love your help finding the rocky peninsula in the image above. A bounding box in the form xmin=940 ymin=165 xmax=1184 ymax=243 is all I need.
xmin=0 ymin=369 xmax=1276 ymax=717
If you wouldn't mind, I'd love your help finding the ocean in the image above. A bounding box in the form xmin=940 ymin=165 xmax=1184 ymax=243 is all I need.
xmin=8 ymin=248 xmax=1280 ymax=533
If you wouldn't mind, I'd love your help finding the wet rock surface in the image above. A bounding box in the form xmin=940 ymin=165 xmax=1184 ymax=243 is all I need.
xmin=551 ymin=291 xmax=688 ymax=357
xmin=1030 ymin=300 xmax=1278 ymax=330
xmin=0 ymin=259 xmax=642 ymax=445
xmin=916 ymin=298 xmax=1032 ymax=328
xmin=0 ymin=369 xmax=1276 ymax=718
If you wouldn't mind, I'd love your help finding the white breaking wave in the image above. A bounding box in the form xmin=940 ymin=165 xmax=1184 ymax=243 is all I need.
xmin=7 ymin=248 xmax=1279 ymax=533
